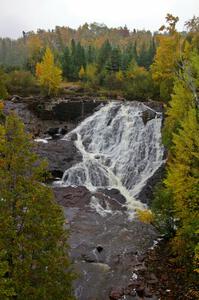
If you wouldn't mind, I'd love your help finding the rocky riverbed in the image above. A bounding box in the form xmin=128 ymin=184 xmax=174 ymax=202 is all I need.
xmin=4 ymin=97 xmax=171 ymax=300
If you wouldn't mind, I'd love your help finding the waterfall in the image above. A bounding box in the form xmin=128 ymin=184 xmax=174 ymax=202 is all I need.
xmin=60 ymin=101 xmax=164 ymax=212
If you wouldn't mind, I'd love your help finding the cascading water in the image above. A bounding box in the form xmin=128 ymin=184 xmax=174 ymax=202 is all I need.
xmin=59 ymin=101 xmax=164 ymax=213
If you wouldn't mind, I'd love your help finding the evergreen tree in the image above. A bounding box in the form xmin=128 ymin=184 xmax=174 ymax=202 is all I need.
xmin=76 ymin=42 xmax=86 ymax=69
xmin=87 ymin=45 xmax=96 ymax=64
xmin=97 ymin=40 xmax=112 ymax=71
xmin=106 ymin=47 xmax=121 ymax=72
xmin=0 ymin=114 xmax=75 ymax=300
xmin=70 ymin=39 xmax=79 ymax=80
xmin=61 ymin=46 xmax=72 ymax=79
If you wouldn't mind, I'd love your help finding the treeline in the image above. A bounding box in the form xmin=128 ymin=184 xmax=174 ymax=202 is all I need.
xmin=0 ymin=23 xmax=158 ymax=100
xmin=0 ymin=23 xmax=154 ymax=69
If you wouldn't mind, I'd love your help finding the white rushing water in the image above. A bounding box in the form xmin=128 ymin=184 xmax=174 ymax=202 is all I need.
xmin=59 ymin=101 xmax=164 ymax=213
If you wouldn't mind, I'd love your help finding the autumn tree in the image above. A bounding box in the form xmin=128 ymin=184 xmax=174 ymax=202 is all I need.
xmin=153 ymin=43 xmax=199 ymax=281
xmin=26 ymin=34 xmax=44 ymax=73
xmin=36 ymin=47 xmax=62 ymax=95
xmin=165 ymin=108 xmax=199 ymax=267
xmin=0 ymin=113 xmax=75 ymax=299
xmin=151 ymin=14 xmax=182 ymax=101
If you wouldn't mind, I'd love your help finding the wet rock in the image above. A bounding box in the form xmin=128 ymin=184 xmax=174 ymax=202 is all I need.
xmin=36 ymin=139 xmax=82 ymax=177
xmin=92 ymin=191 xmax=126 ymax=211
xmin=128 ymin=280 xmax=142 ymax=289
xmin=4 ymin=100 xmax=75 ymax=137
xmin=136 ymin=284 xmax=145 ymax=297
xmin=94 ymin=155 xmax=100 ymax=159
xmin=96 ymin=245 xmax=103 ymax=253
xmin=51 ymin=170 xmax=63 ymax=179
xmin=129 ymin=290 xmax=137 ymax=297
xmin=144 ymin=287 xmax=153 ymax=297
xmin=109 ymin=287 xmax=124 ymax=299
xmin=45 ymin=126 xmax=68 ymax=138
xmin=98 ymin=188 xmax=126 ymax=205
xmin=46 ymin=127 xmax=60 ymax=137
xmin=92 ymin=262 xmax=111 ymax=272
xmin=53 ymin=186 xmax=91 ymax=208
xmin=147 ymin=273 xmax=158 ymax=284
xmin=82 ymin=136 xmax=92 ymax=148
xmin=137 ymin=164 xmax=165 ymax=205
xmin=70 ymin=132 xmax=78 ymax=141
xmin=142 ymin=110 xmax=156 ymax=125
xmin=137 ymin=254 xmax=146 ymax=263
xmin=82 ymin=253 xmax=97 ymax=263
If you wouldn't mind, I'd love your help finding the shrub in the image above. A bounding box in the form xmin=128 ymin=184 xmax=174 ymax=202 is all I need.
xmin=6 ymin=70 xmax=37 ymax=95
xmin=136 ymin=209 xmax=154 ymax=224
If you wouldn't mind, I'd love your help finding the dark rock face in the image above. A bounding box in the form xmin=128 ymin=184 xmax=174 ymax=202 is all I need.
xmin=53 ymin=186 xmax=91 ymax=208
xmin=98 ymin=188 xmax=126 ymax=205
xmin=35 ymin=139 xmax=82 ymax=178
xmin=3 ymin=100 xmax=76 ymax=137
xmin=137 ymin=164 xmax=165 ymax=204
xmin=52 ymin=100 xmax=106 ymax=122
xmin=44 ymin=126 xmax=68 ymax=138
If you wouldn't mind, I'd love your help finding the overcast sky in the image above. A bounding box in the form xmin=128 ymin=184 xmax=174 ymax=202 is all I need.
xmin=1 ymin=0 xmax=198 ymax=39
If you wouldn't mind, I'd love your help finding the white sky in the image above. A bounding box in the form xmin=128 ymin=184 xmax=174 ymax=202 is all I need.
xmin=0 ymin=0 xmax=198 ymax=39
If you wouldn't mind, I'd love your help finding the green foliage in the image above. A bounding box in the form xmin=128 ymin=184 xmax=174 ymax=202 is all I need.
xmin=61 ymin=46 xmax=73 ymax=80
xmin=0 ymin=251 xmax=15 ymax=300
xmin=151 ymin=15 xmax=182 ymax=102
xmin=152 ymin=182 xmax=175 ymax=237
xmin=153 ymin=46 xmax=199 ymax=275
xmin=6 ymin=70 xmax=37 ymax=95
xmin=0 ymin=114 xmax=75 ymax=299
xmin=124 ymin=66 xmax=155 ymax=100
xmin=165 ymin=108 xmax=199 ymax=264
xmin=159 ymin=78 xmax=173 ymax=103
xmin=0 ymin=69 xmax=8 ymax=99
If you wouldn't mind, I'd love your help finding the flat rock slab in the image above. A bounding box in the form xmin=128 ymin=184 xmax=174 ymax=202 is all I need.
xmin=54 ymin=186 xmax=158 ymax=300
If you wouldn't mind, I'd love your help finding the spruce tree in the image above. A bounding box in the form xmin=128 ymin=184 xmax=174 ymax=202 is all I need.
xmin=0 ymin=114 xmax=75 ymax=300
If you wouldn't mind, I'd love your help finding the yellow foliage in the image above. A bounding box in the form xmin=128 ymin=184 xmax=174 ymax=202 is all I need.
xmin=27 ymin=35 xmax=43 ymax=55
xmin=151 ymin=34 xmax=182 ymax=82
xmin=85 ymin=64 xmax=97 ymax=82
xmin=115 ymin=70 xmax=124 ymax=81
xmin=36 ymin=47 xmax=62 ymax=95
xmin=79 ymin=66 xmax=85 ymax=79
xmin=136 ymin=209 xmax=154 ymax=224
xmin=0 ymin=101 xmax=4 ymax=110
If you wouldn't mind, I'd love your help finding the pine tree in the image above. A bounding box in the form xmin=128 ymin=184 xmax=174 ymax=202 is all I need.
xmin=0 ymin=113 xmax=75 ymax=300
xmin=97 ymin=40 xmax=112 ymax=71
xmin=61 ymin=46 xmax=72 ymax=79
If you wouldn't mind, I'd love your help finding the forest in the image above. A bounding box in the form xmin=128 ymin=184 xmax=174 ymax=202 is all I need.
xmin=0 ymin=13 xmax=199 ymax=299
